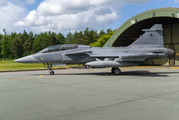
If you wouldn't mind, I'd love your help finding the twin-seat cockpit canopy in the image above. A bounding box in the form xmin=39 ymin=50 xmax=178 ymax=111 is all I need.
xmin=38 ymin=44 xmax=79 ymax=53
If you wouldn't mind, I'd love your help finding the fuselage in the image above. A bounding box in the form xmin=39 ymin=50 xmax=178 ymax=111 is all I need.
xmin=14 ymin=44 xmax=174 ymax=65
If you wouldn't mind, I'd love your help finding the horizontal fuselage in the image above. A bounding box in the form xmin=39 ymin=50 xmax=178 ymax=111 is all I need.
xmin=14 ymin=46 xmax=173 ymax=67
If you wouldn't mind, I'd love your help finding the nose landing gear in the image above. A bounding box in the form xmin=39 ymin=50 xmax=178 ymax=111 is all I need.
xmin=50 ymin=71 xmax=54 ymax=75
xmin=44 ymin=63 xmax=55 ymax=75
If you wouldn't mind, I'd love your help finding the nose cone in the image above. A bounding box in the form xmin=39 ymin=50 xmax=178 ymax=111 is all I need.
xmin=168 ymin=49 xmax=174 ymax=58
xmin=14 ymin=55 xmax=40 ymax=63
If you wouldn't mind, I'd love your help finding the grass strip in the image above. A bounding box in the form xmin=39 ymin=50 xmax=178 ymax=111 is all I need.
xmin=0 ymin=60 xmax=83 ymax=72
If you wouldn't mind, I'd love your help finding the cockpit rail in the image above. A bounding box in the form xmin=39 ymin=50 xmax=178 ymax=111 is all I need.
xmin=38 ymin=44 xmax=79 ymax=53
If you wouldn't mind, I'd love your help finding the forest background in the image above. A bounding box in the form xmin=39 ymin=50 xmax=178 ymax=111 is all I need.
xmin=0 ymin=28 xmax=115 ymax=60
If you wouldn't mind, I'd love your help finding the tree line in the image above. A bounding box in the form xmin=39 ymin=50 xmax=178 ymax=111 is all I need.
xmin=0 ymin=28 xmax=115 ymax=59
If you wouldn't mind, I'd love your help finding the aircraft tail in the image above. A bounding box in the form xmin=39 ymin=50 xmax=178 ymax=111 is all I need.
xmin=130 ymin=24 xmax=164 ymax=48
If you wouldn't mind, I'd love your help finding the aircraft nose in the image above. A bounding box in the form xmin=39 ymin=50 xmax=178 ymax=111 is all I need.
xmin=14 ymin=55 xmax=40 ymax=63
xmin=168 ymin=49 xmax=174 ymax=58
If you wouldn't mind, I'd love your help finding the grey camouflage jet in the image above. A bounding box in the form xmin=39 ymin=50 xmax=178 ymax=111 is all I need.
xmin=14 ymin=24 xmax=174 ymax=75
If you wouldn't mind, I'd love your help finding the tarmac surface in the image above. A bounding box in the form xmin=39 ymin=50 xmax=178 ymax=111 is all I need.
xmin=0 ymin=67 xmax=179 ymax=120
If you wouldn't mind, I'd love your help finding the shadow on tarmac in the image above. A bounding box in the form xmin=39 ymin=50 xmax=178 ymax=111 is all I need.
xmin=120 ymin=71 xmax=173 ymax=77
xmin=31 ymin=70 xmax=179 ymax=77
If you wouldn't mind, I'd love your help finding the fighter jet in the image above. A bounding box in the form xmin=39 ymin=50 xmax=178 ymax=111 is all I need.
xmin=14 ymin=24 xmax=174 ymax=75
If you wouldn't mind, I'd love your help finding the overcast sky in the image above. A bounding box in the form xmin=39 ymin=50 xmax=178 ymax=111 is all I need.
xmin=0 ymin=0 xmax=179 ymax=35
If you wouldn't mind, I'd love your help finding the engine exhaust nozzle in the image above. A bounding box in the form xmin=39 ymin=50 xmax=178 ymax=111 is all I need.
xmin=168 ymin=49 xmax=174 ymax=58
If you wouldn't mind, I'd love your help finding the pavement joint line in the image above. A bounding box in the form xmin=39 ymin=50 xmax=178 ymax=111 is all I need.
xmin=44 ymin=89 xmax=179 ymax=120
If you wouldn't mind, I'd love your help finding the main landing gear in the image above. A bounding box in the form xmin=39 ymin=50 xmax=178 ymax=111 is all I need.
xmin=50 ymin=71 xmax=55 ymax=75
xmin=111 ymin=67 xmax=121 ymax=75
xmin=44 ymin=63 xmax=55 ymax=75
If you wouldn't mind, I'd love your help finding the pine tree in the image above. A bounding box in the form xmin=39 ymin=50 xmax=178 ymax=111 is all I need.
xmin=90 ymin=30 xmax=115 ymax=47
xmin=66 ymin=31 xmax=73 ymax=44
xmin=23 ymin=31 xmax=35 ymax=55
xmin=56 ymin=33 xmax=66 ymax=44
xmin=1 ymin=29 xmax=9 ymax=59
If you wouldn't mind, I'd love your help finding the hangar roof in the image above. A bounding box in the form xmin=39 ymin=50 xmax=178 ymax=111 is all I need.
xmin=105 ymin=8 xmax=179 ymax=47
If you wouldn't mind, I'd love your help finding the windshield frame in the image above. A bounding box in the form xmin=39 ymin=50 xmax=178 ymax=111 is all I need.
xmin=37 ymin=44 xmax=79 ymax=54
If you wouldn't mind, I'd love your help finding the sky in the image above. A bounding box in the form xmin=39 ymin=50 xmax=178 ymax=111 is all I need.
xmin=0 ymin=0 xmax=179 ymax=35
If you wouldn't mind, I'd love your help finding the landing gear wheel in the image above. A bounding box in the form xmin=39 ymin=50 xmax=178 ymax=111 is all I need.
xmin=50 ymin=71 xmax=54 ymax=75
xmin=112 ymin=67 xmax=121 ymax=75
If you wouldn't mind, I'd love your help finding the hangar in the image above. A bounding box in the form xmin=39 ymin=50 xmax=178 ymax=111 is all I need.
xmin=105 ymin=8 xmax=179 ymax=66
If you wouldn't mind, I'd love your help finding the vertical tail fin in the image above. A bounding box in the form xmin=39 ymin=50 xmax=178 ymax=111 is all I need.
xmin=130 ymin=24 xmax=164 ymax=48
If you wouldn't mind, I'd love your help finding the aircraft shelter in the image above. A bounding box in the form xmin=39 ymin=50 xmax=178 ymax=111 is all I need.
xmin=105 ymin=8 xmax=179 ymax=66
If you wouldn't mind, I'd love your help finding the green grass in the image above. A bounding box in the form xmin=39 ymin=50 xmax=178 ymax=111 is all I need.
xmin=0 ymin=60 xmax=81 ymax=72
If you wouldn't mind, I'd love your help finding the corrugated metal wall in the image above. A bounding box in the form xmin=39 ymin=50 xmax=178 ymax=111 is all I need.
xmin=163 ymin=23 xmax=179 ymax=65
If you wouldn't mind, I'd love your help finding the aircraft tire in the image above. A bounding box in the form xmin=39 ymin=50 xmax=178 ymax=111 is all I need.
xmin=112 ymin=67 xmax=121 ymax=75
xmin=50 ymin=71 xmax=54 ymax=75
